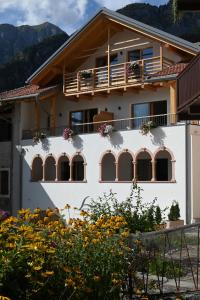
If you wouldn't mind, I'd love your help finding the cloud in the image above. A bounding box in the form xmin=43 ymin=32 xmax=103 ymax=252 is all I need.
xmin=0 ymin=0 xmax=168 ymax=33
xmin=0 ymin=0 xmax=89 ymax=33
xmin=94 ymin=0 xmax=143 ymax=10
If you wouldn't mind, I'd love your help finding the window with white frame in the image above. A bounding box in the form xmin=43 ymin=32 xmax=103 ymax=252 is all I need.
xmin=0 ymin=169 xmax=10 ymax=197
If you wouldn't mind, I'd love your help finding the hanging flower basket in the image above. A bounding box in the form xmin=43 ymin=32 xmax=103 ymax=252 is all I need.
xmin=127 ymin=61 xmax=140 ymax=76
xmin=98 ymin=123 xmax=114 ymax=137
xmin=80 ymin=70 xmax=92 ymax=80
xmin=140 ymin=121 xmax=157 ymax=136
xmin=63 ymin=128 xmax=74 ymax=141
xmin=33 ymin=131 xmax=46 ymax=144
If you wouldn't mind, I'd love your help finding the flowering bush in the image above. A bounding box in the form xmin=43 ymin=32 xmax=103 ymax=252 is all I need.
xmin=140 ymin=121 xmax=157 ymax=136
xmin=63 ymin=127 xmax=74 ymax=141
xmin=33 ymin=131 xmax=46 ymax=144
xmin=0 ymin=209 xmax=9 ymax=222
xmin=98 ymin=123 xmax=114 ymax=137
xmin=0 ymin=207 xmax=134 ymax=300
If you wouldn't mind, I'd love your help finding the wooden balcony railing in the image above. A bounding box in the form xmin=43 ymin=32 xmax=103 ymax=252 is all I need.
xmin=22 ymin=113 xmax=179 ymax=140
xmin=63 ymin=56 xmax=172 ymax=96
xmin=177 ymin=54 xmax=200 ymax=115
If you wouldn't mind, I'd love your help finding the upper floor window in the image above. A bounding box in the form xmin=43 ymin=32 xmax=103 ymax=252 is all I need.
xmin=0 ymin=169 xmax=9 ymax=197
xmin=70 ymin=108 xmax=98 ymax=134
xmin=128 ymin=47 xmax=153 ymax=62
xmin=0 ymin=119 xmax=12 ymax=142
xmin=72 ymin=155 xmax=85 ymax=181
xmin=32 ymin=157 xmax=43 ymax=181
xmin=132 ymin=100 xmax=167 ymax=128
xmin=96 ymin=54 xmax=118 ymax=67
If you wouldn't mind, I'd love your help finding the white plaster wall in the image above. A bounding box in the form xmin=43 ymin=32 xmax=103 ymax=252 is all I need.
xmin=189 ymin=125 xmax=200 ymax=221
xmin=56 ymin=88 xmax=170 ymax=128
xmin=21 ymin=124 xmax=187 ymax=221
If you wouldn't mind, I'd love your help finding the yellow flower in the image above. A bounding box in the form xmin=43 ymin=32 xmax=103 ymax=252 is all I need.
xmin=93 ymin=275 xmax=101 ymax=282
xmin=33 ymin=266 xmax=42 ymax=271
xmin=66 ymin=278 xmax=75 ymax=287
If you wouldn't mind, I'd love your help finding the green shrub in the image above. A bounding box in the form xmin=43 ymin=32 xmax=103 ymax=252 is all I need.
xmin=168 ymin=201 xmax=180 ymax=221
xmin=88 ymin=184 xmax=166 ymax=233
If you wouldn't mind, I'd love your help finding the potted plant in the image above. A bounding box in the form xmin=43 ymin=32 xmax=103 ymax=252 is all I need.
xmin=140 ymin=121 xmax=157 ymax=136
xmin=98 ymin=123 xmax=114 ymax=137
xmin=80 ymin=70 xmax=92 ymax=80
xmin=33 ymin=131 xmax=46 ymax=144
xmin=127 ymin=61 xmax=140 ymax=77
xmin=63 ymin=127 xmax=74 ymax=141
xmin=166 ymin=201 xmax=184 ymax=229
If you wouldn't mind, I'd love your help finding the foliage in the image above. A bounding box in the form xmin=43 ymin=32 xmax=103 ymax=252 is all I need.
xmin=140 ymin=121 xmax=157 ymax=136
xmin=98 ymin=123 xmax=114 ymax=137
xmin=168 ymin=201 xmax=181 ymax=221
xmin=80 ymin=70 xmax=92 ymax=80
xmin=33 ymin=131 xmax=46 ymax=144
xmin=88 ymin=184 xmax=166 ymax=233
xmin=0 ymin=210 xmax=9 ymax=222
xmin=0 ymin=208 xmax=134 ymax=300
xmin=63 ymin=127 xmax=74 ymax=141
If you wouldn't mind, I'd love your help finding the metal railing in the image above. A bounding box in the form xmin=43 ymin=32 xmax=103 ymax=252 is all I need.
xmin=22 ymin=113 xmax=179 ymax=140
xmin=122 ymin=222 xmax=200 ymax=298
xmin=63 ymin=57 xmax=173 ymax=95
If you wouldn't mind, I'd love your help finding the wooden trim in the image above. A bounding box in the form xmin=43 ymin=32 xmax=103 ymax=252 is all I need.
xmin=107 ymin=17 xmax=197 ymax=56
xmin=107 ymin=26 xmax=111 ymax=87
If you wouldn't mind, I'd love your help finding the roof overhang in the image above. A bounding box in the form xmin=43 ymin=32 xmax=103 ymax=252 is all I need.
xmin=26 ymin=7 xmax=200 ymax=86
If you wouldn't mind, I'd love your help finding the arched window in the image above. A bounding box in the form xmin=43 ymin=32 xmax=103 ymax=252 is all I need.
xmin=72 ymin=155 xmax=85 ymax=181
xmin=32 ymin=156 xmax=43 ymax=181
xmin=45 ymin=156 xmax=56 ymax=181
xmin=155 ymin=150 xmax=172 ymax=181
xmin=101 ymin=152 xmax=116 ymax=181
xmin=136 ymin=151 xmax=152 ymax=181
xmin=58 ymin=156 xmax=70 ymax=181
xmin=118 ymin=152 xmax=133 ymax=181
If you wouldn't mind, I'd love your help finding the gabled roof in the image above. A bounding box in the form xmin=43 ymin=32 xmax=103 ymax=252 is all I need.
xmin=0 ymin=85 xmax=59 ymax=102
xmin=27 ymin=7 xmax=200 ymax=84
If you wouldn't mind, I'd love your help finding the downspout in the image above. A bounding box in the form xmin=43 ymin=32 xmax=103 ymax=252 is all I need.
xmin=185 ymin=121 xmax=190 ymax=224
xmin=10 ymin=107 xmax=14 ymax=214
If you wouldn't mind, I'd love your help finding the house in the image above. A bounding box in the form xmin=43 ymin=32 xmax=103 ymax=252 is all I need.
xmin=0 ymin=8 xmax=200 ymax=223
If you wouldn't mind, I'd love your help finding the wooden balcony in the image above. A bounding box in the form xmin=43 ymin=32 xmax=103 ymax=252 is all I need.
xmin=63 ymin=56 xmax=172 ymax=97
xmin=177 ymin=54 xmax=200 ymax=119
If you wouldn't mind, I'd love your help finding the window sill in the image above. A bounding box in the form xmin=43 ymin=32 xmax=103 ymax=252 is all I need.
xmin=31 ymin=180 xmax=87 ymax=183
xmin=99 ymin=180 xmax=176 ymax=183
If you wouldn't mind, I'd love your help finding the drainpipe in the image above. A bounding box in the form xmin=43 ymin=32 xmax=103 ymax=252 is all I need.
xmin=185 ymin=121 xmax=191 ymax=224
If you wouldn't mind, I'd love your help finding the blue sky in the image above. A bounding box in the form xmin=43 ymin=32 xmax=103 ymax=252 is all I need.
xmin=0 ymin=0 xmax=168 ymax=34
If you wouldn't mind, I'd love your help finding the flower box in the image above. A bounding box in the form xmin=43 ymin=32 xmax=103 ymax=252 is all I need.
xmin=166 ymin=219 xmax=184 ymax=229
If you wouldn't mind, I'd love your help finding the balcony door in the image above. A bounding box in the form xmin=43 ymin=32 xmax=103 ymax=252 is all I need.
xmin=70 ymin=108 xmax=98 ymax=134
xmin=96 ymin=54 xmax=118 ymax=85
xmin=132 ymin=100 xmax=167 ymax=128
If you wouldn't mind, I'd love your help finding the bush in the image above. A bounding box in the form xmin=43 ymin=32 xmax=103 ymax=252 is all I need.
xmin=0 ymin=208 xmax=134 ymax=300
xmin=168 ymin=201 xmax=180 ymax=221
xmin=88 ymin=184 xmax=166 ymax=233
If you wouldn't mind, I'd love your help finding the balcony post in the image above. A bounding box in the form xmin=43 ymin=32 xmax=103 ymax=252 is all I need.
xmin=77 ymin=71 xmax=80 ymax=92
xmin=170 ymin=82 xmax=177 ymax=124
xmin=63 ymin=60 xmax=66 ymax=94
xmin=34 ymin=101 xmax=40 ymax=131
xmin=141 ymin=60 xmax=144 ymax=82
xmin=107 ymin=26 xmax=111 ymax=88
xmin=160 ymin=43 xmax=163 ymax=70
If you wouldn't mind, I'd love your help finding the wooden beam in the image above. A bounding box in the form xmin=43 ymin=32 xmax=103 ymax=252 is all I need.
xmin=160 ymin=43 xmax=163 ymax=70
xmin=170 ymin=82 xmax=177 ymax=124
xmin=107 ymin=26 xmax=111 ymax=87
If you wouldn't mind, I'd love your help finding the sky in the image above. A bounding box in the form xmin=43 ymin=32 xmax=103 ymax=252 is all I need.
xmin=0 ymin=0 xmax=169 ymax=34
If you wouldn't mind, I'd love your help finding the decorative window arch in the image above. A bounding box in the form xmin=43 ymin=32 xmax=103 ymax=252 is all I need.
xmin=154 ymin=148 xmax=175 ymax=181
xmin=71 ymin=154 xmax=85 ymax=181
xmin=101 ymin=151 xmax=116 ymax=181
xmin=136 ymin=149 xmax=152 ymax=181
xmin=44 ymin=155 xmax=56 ymax=181
xmin=118 ymin=150 xmax=134 ymax=181
xmin=57 ymin=155 xmax=70 ymax=181
xmin=31 ymin=156 xmax=43 ymax=181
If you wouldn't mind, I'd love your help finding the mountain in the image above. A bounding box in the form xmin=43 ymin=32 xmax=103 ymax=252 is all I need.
xmin=0 ymin=33 xmax=69 ymax=92
xmin=0 ymin=22 xmax=64 ymax=65
xmin=117 ymin=0 xmax=200 ymax=42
